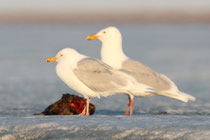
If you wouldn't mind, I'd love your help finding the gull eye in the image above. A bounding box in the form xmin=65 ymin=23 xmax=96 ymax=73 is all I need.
xmin=103 ymin=31 xmax=106 ymax=34
xmin=60 ymin=54 xmax=63 ymax=57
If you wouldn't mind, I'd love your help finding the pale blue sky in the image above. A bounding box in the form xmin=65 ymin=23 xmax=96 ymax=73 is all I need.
xmin=0 ymin=0 xmax=210 ymax=12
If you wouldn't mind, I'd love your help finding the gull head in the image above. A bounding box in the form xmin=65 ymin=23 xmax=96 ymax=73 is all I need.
xmin=86 ymin=26 xmax=122 ymax=43
xmin=46 ymin=48 xmax=79 ymax=63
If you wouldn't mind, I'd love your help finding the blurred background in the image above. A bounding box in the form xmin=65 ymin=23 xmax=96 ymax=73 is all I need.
xmin=0 ymin=0 xmax=210 ymax=23
xmin=0 ymin=0 xmax=210 ymax=116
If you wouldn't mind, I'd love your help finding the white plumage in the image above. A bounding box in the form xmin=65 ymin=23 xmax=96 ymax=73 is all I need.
xmin=87 ymin=26 xmax=196 ymax=115
xmin=47 ymin=48 xmax=155 ymax=115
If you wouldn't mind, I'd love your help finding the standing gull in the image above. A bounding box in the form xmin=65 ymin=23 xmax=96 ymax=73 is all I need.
xmin=47 ymin=48 xmax=155 ymax=115
xmin=86 ymin=26 xmax=196 ymax=115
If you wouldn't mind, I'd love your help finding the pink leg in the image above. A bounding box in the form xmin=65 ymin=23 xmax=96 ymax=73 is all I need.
xmin=125 ymin=96 xmax=131 ymax=116
xmin=130 ymin=98 xmax=134 ymax=116
xmin=79 ymin=97 xmax=90 ymax=116
xmin=79 ymin=107 xmax=86 ymax=116
xmin=85 ymin=97 xmax=90 ymax=116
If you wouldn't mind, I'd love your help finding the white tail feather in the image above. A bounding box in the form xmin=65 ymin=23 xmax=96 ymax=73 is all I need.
xmin=131 ymin=83 xmax=156 ymax=97
xmin=157 ymin=91 xmax=196 ymax=102
xmin=157 ymin=74 xmax=196 ymax=102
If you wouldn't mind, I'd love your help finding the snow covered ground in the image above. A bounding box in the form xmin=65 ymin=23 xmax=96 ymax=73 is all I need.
xmin=1 ymin=115 xmax=210 ymax=140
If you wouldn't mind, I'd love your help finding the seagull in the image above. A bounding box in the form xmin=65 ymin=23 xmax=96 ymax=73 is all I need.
xmin=86 ymin=26 xmax=196 ymax=116
xmin=46 ymin=48 xmax=155 ymax=116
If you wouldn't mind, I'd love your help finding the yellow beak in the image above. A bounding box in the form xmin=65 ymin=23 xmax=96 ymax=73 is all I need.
xmin=86 ymin=34 xmax=99 ymax=40
xmin=46 ymin=57 xmax=57 ymax=62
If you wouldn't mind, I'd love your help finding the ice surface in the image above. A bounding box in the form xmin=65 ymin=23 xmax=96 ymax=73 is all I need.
xmin=1 ymin=115 xmax=210 ymax=140
xmin=0 ymin=24 xmax=210 ymax=139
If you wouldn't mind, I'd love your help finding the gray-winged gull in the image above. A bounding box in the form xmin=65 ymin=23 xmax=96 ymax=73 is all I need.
xmin=47 ymin=48 xmax=155 ymax=115
xmin=86 ymin=26 xmax=196 ymax=116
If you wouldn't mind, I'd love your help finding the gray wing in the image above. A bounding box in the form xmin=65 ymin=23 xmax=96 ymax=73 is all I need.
xmin=121 ymin=59 xmax=171 ymax=91
xmin=73 ymin=58 xmax=127 ymax=92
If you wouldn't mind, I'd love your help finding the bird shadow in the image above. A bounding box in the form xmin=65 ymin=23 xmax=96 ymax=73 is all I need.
xmin=95 ymin=110 xmax=210 ymax=116
xmin=95 ymin=110 xmax=156 ymax=115
xmin=95 ymin=110 xmax=171 ymax=116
